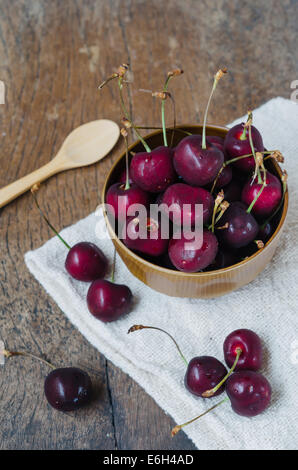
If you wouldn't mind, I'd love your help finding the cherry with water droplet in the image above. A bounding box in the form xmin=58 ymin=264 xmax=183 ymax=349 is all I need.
xmin=168 ymin=229 xmax=218 ymax=272
xmin=87 ymin=279 xmax=133 ymax=322
xmin=130 ymin=146 xmax=177 ymax=193
xmin=86 ymin=249 xmax=133 ymax=322
xmin=216 ymin=202 xmax=259 ymax=249
xmin=241 ymin=171 xmax=282 ymax=219
xmin=44 ymin=367 xmax=92 ymax=411
xmin=185 ymin=356 xmax=227 ymax=398
xmin=226 ymin=370 xmax=271 ymax=417
xmin=161 ymin=183 xmax=214 ymax=226
xmin=65 ymin=241 xmax=107 ymax=282
xmin=122 ymin=215 xmax=169 ymax=257
xmin=173 ymin=69 xmax=227 ymax=186
xmin=224 ymin=328 xmax=263 ymax=371
xmin=106 ymin=182 xmax=150 ymax=221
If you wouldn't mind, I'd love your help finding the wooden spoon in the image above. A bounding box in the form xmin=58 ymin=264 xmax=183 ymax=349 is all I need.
xmin=0 ymin=119 xmax=120 ymax=208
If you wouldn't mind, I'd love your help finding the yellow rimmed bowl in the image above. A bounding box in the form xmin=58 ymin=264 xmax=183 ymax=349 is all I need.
xmin=102 ymin=125 xmax=288 ymax=298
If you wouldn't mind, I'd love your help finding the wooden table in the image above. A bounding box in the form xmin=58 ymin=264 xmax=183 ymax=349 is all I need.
xmin=0 ymin=0 xmax=296 ymax=450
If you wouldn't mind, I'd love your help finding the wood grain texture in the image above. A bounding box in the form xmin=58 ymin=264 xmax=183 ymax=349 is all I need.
xmin=0 ymin=0 xmax=297 ymax=450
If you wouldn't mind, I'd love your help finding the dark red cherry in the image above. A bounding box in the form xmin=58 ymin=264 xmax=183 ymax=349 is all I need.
xmin=206 ymin=135 xmax=224 ymax=150
xmin=208 ymin=249 xmax=237 ymax=270
xmin=185 ymin=356 xmax=228 ymax=398
xmin=217 ymin=202 xmax=259 ymax=249
xmin=173 ymin=135 xmax=224 ymax=186
xmin=222 ymin=180 xmax=242 ymax=202
xmin=130 ymin=146 xmax=176 ymax=193
xmin=87 ymin=279 xmax=132 ymax=322
xmin=161 ymin=183 xmax=214 ymax=226
xmin=44 ymin=367 xmax=92 ymax=411
xmin=65 ymin=242 xmax=107 ymax=282
xmin=241 ymin=171 xmax=282 ymax=219
xmin=106 ymin=182 xmax=150 ymax=222
xmin=122 ymin=216 xmax=168 ymax=257
xmin=224 ymin=123 xmax=264 ymax=172
xmin=214 ymin=165 xmax=233 ymax=188
xmin=226 ymin=370 xmax=271 ymax=417
xmin=258 ymin=221 xmax=274 ymax=242
xmin=168 ymin=229 xmax=218 ymax=272
xmin=224 ymin=329 xmax=262 ymax=371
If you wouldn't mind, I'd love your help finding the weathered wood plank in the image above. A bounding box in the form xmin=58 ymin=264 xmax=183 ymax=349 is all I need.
xmin=0 ymin=0 xmax=297 ymax=449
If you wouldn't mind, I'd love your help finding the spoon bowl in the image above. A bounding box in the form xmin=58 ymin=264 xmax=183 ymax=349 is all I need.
xmin=0 ymin=119 xmax=120 ymax=208
xmin=60 ymin=119 xmax=120 ymax=167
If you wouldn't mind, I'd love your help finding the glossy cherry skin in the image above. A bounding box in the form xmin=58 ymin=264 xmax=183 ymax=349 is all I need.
xmin=224 ymin=123 xmax=264 ymax=172
xmin=87 ymin=279 xmax=132 ymax=322
xmin=161 ymin=183 xmax=214 ymax=226
xmin=65 ymin=242 xmax=107 ymax=282
xmin=217 ymin=202 xmax=259 ymax=249
xmin=241 ymin=171 xmax=282 ymax=219
xmin=168 ymin=229 xmax=218 ymax=272
xmin=173 ymin=135 xmax=224 ymax=186
xmin=185 ymin=356 xmax=228 ymax=398
xmin=122 ymin=216 xmax=168 ymax=257
xmin=258 ymin=221 xmax=274 ymax=242
xmin=226 ymin=371 xmax=271 ymax=417
xmin=44 ymin=367 xmax=92 ymax=411
xmin=130 ymin=146 xmax=176 ymax=193
xmin=206 ymin=135 xmax=224 ymax=150
xmin=224 ymin=329 xmax=262 ymax=371
xmin=106 ymin=182 xmax=150 ymax=222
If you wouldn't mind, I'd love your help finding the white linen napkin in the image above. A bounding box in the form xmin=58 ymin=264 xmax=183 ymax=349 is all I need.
xmin=25 ymin=97 xmax=298 ymax=450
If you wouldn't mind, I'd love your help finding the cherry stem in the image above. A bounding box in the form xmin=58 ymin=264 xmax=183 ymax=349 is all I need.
xmin=246 ymin=171 xmax=267 ymax=214
xmin=161 ymin=75 xmax=172 ymax=146
xmin=31 ymin=187 xmax=71 ymax=250
xmin=202 ymin=347 xmax=242 ymax=398
xmin=161 ymin=70 xmax=183 ymax=147
xmin=202 ymin=68 xmax=227 ymax=150
xmin=98 ymin=68 xmax=151 ymax=152
xmin=239 ymin=125 xmax=247 ymax=141
xmin=127 ymin=325 xmax=188 ymax=367
xmin=118 ymin=76 xmax=151 ymax=152
xmin=260 ymin=171 xmax=287 ymax=229
xmin=3 ymin=349 xmax=55 ymax=370
xmin=169 ymin=94 xmax=177 ymax=148
xmin=247 ymin=113 xmax=262 ymax=184
xmin=210 ymin=150 xmax=275 ymax=195
xmin=136 ymin=126 xmax=192 ymax=137
xmin=211 ymin=191 xmax=224 ymax=233
xmin=111 ymin=248 xmax=116 ymax=283
xmin=121 ymin=130 xmax=130 ymax=190
xmin=171 ymin=397 xmax=229 ymax=436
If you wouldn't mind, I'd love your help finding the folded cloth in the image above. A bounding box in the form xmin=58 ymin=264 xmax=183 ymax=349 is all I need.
xmin=25 ymin=97 xmax=298 ymax=450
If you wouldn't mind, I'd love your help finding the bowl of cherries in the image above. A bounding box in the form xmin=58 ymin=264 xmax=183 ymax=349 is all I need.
xmin=101 ymin=65 xmax=288 ymax=298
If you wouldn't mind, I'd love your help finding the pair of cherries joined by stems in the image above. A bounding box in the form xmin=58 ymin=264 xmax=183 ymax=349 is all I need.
xmin=31 ymin=185 xmax=132 ymax=323
xmin=128 ymin=325 xmax=271 ymax=435
xmin=101 ymin=64 xmax=287 ymax=273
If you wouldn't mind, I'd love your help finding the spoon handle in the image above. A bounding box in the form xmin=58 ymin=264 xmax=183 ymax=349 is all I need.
xmin=0 ymin=159 xmax=60 ymax=208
